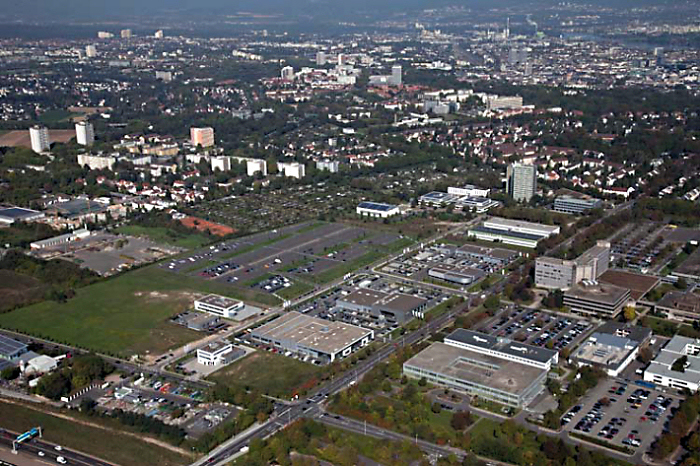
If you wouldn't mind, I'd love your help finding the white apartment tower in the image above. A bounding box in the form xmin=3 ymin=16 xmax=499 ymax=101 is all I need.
xmin=281 ymin=66 xmax=294 ymax=80
xmin=75 ymin=121 xmax=95 ymax=146
xmin=507 ymin=163 xmax=537 ymax=202
xmin=85 ymin=45 xmax=97 ymax=58
xmin=29 ymin=126 xmax=50 ymax=153
xmin=190 ymin=127 xmax=215 ymax=148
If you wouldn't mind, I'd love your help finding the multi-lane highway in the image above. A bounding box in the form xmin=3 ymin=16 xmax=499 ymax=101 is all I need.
xmin=0 ymin=430 xmax=113 ymax=466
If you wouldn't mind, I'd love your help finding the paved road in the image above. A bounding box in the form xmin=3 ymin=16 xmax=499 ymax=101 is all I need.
xmin=0 ymin=430 xmax=114 ymax=466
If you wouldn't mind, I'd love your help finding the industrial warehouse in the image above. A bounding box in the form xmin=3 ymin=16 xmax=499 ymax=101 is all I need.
xmin=249 ymin=311 xmax=374 ymax=364
xmin=336 ymin=288 xmax=428 ymax=325
xmin=467 ymin=217 xmax=560 ymax=248
xmin=402 ymin=329 xmax=557 ymax=408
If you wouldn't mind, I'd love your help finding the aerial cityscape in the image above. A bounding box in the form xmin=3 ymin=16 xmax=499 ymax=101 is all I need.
xmin=0 ymin=0 xmax=700 ymax=465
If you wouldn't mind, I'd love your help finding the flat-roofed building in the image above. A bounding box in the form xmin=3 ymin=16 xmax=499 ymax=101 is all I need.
xmin=444 ymin=329 xmax=558 ymax=370
xmin=428 ymin=266 xmax=485 ymax=286
xmin=553 ymin=194 xmax=602 ymax=214
xmin=356 ymin=202 xmax=400 ymax=218
xmin=194 ymin=295 xmax=245 ymax=319
xmin=30 ymin=228 xmax=90 ymax=250
xmin=572 ymin=322 xmax=651 ymax=376
xmin=467 ymin=225 xmax=542 ymax=249
xmin=656 ymin=291 xmax=700 ymax=323
xmin=250 ymin=311 xmax=373 ymax=363
xmin=536 ymin=241 xmax=610 ymax=290
xmin=197 ymin=342 xmax=235 ymax=366
xmin=0 ymin=207 xmax=45 ymax=225
xmin=403 ymin=341 xmax=547 ymax=407
xmin=448 ymin=185 xmax=490 ymax=198
xmin=506 ymin=162 xmax=536 ymax=202
xmin=644 ymin=335 xmax=700 ymax=392
xmin=483 ymin=217 xmax=560 ymax=237
xmin=336 ymin=288 xmax=427 ymax=324
xmin=190 ymin=127 xmax=215 ymax=148
xmin=564 ymin=281 xmax=631 ymax=318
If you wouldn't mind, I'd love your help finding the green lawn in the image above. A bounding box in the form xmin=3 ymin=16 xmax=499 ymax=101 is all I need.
xmin=0 ymin=266 xmax=277 ymax=357
xmin=0 ymin=400 xmax=191 ymax=466
xmin=276 ymin=280 xmax=315 ymax=300
xmin=115 ymin=225 xmax=211 ymax=250
xmin=313 ymin=250 xmax=385 ymax=284
xmin=208 ymin=350 xmax=325 ymax=399
xmin=38 ymin=109 xmax=76 ymax=124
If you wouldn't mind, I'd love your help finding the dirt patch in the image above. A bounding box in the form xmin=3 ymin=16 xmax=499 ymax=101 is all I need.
xmin=179 ymin=216 xmax=235 ymax=237
xmin=0 ymin=129 xmax=75 ymax=148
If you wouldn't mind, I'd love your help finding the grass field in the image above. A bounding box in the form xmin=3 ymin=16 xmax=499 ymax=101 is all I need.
xmin=313 ymin=250 xmax=385 ymax=284
xmin=38 ymin=109 xmax=76 ymax=124
xmin=0 ymin=266 xmax=277 ymax=357
xmin=0 ymin=400 xmax=191 ymax=466
xmin=115 ymin=225 xmax=211 ymax=250
xmin=207 ymin=350 xmax=325 ymax=399
xmin=276 ymin=280 xmax=315 ymax=300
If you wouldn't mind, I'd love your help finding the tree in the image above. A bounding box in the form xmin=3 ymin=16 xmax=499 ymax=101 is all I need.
xmin=484 ymin=295 xmax=500 ymax=312
xmin=450 ymin=411 xmax=472 ymax=431
xmin=0 ymin=366 xmax=20 ymax=380
xmin=637 ymin=346 xmax=653 ymax=364
xmin=623 ymin=306 xmax=636 ymax=322
xmin=431 ymin=402 xmax=442 ymax=414
xmin=672 ymin=355 xmax=688 ymax=373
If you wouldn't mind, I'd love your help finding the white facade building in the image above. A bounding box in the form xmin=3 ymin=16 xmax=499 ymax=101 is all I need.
xmin=194 ymin=295 xmax=245 ymax=319
xmin=29 ymin=126 xmax=50 ymax=153
xmin=356 ymin=202 xmax=400 ymax=218
xmin=448 ymin=185 xmax=490 ymax=198
xmin=77 ymin=153 xmax=115 ymax=171
xmin=281 ymin=66 xmax=295 ymax=80
xmin=75 ymin=121 xmax=95 ymax=146
xmin=247 ymin=159 xmax=268 ymax=177
xmin=85 ymin=45 xmax=97 ymax=58
xmin=278 ymin=162 xmax=305 ymax=179
xmin=645 ymin=335 xmax=700 ymax=392
xmin=197 ymin=342 xmax=235 ymax=366
xmin=211 ymin=155 xmax=231 ymax=172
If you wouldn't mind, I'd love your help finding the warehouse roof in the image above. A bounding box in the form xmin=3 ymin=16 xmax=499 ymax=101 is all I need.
xmin=0 ymin=334 xmax=28 ymax=358
xmin=446 ymin=329 xmax=557 ymax=365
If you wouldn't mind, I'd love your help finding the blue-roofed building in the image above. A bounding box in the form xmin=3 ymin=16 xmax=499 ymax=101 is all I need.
xmin=0 ymin=207 xmax=45 ymax=225
xmin=356 ymin=202 xmax=400 ymax=218
xmin=0 ymin=334 xmax=29 ymax=361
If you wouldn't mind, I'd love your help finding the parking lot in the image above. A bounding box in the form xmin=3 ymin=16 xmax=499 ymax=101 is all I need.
xmin=161 ymin=221 xmax=404 ymax=301
xmin=380 ymin=242 xmax=518 ymax=289
xmin=291 ymin=274 xmax=453 ymax=336
xmin=561 ymin=378 xmax=681 ymax=453
xmin=478 ymin=306 xmax=592 ymax=351
xmin=610 ymin=222 xmax=678 ymax=272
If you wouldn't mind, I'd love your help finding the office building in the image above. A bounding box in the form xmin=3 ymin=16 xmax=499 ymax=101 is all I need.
xmin=536 ymin=241 xmax=610 ymax=290
xmin=154 ymin=30 xmax=164 ymax=39
xmin=29 ymin=125 xmax=50 ymax=153
xmin=572 ymin=322 xmax=651 ymax=377
xmin=281 ymin=66 xmax=295 ymax=80
xmin=190 ymin=127 xmax=215 ymax=148
xmin=77 ymin=153 xmax=115 ymax=171
xmin=553 ymin=194 xmax=602 ymax=214
xmin=645 ymin=335 xmax=700 ymax=392
xmin=250 ymin=311 xmax=374 ymax=364
xmin=316 ymin=51 xmax=326 ymax=65
xmin=337 ymin=288 xmax=428 ymax=325
xmin=246 ymin=159 xmax=268 ymax=177
xmin=448 ymin=185 xmax=490 ymax=198
xmin=75 ymin=121 xmax=94 ymax=146
xmin=197 ymin=342 xmax=235 ymax=366
xmin=403 ymin=331 xmax=554 ymax=408
xmin=120 ymin=29 xmax=132 ymax=39
xmin=278 ymin=162 xmax=305 ymax=179
xmin=656 ymin=291 xmax=700 ymax=323
xmin=445 ymin=329 xmax=558 ymax=370
xmin=507 ymin=163 xmax=537 ymax=202
xmin=356 ymin=202 xmax=400 ymax=218
xmin=563 ymin=281 xmax=631 ymax=318
xmin=97 ymin=31 xmax=114 ymax=39
xmin=85 ymin=45 xmax=97 ymax=58
xmin=0 ymin=207 xmax=44 ymax=225
xmin=194 ymin=295 xmax=245 ymax=319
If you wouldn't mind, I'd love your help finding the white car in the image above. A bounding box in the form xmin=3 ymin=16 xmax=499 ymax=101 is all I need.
xmin=56 ymin=457 xmax=67 ymax=464
xmin=54 ymin=446 xmax=62 ymax=451
xmin=37 ymin=451 xmax=45 ymax=457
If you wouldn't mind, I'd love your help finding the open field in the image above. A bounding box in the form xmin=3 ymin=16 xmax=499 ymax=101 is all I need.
xmin=0 ymin=266 xmax=276 ymax=357
xmin=0 ymin=129 xmax=74 ymax=148
xmin=207 ymin=350 xmax=325 ymax=399
xmin=0 ymin=400 xmax=191 ymax=466
xmin=115 ymin=225 xmax=211 ymax=250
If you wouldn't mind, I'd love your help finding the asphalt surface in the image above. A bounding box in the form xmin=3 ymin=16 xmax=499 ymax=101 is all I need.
xmin=0 ymin=430 xmax=114 ymax=466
